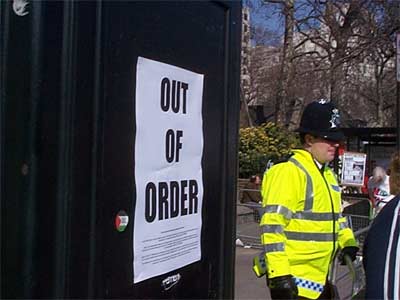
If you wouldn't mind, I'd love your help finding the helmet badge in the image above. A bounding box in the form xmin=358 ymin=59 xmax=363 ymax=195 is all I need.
xmin=318 ymin=98 xmax=329 ymax=104
xmin=330 ymin=108 xmax=340 ymax=128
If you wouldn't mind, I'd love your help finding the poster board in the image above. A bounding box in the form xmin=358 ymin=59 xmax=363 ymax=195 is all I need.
xmin=133 ymin=57 xmax=204 ymax=283
xmin=340 ymin=151 xmax=367 ymax=187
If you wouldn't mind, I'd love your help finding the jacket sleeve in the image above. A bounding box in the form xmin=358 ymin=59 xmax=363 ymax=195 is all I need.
xmin=260 ymin=163 xmax=304 ymax=278
xmin=337 ymin=215 xmax=358 ymax=248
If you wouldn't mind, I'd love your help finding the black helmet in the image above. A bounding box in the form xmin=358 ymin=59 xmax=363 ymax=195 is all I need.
xmin=296 ymin=99 xmax=345 ymax=142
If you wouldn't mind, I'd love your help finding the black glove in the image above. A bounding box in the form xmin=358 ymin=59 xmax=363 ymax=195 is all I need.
xmin=339 ymin=246 xmax=359 ymax=265
xmin=268 ymin=275 xmax=298 ymax=300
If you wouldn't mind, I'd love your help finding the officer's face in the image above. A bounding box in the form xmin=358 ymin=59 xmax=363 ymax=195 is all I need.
xmin=307 ymin=135 xmax=339 ymax=164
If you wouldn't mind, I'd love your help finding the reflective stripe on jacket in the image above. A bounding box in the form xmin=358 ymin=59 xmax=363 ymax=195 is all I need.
xmin=260 ymin=149 xmax=357 ymax=299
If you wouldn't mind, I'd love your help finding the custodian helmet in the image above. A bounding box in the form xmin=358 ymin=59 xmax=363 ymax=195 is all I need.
xmin=296 ymin=99 xmax=345 ymax=142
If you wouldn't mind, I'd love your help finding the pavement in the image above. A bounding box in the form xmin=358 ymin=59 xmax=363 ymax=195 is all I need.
xmin=234 ymin=203 xmax=270 ymax=300
xmin=235 ymin=246 xmax=270 ymax=300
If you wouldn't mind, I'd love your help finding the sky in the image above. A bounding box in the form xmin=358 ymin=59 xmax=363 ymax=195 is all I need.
xmin=244 ymin=0 xmax=285 ymax=46
xmin=244 ymin=0 xmax=321 ymax=46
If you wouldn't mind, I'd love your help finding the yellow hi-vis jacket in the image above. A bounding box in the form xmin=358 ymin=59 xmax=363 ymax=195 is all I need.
xmin=260 ymin=149 xmax=357 ymax=299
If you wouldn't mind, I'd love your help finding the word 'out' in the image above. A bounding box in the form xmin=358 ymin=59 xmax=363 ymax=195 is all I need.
xmin=160 ymin=77 xmax=189 ymax=114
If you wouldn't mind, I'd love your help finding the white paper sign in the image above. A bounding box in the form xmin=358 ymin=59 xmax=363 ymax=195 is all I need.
xmin=340 ymin=151 xmax=367 ymax=187
xmin=133 ymin=57 xmax=204 ymax=283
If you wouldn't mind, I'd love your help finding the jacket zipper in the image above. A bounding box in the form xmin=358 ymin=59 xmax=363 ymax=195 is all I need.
xmin=320 ymin=167 xmax=337 ymax=265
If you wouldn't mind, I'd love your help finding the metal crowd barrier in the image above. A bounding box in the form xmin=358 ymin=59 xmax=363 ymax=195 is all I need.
xmin=236 ymin=188 xmax=263 ymax=248
xmin=236 ymin=188 xmax=371 ymax=247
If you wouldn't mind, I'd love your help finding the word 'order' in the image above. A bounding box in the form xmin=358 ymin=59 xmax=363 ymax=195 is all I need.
xmin=145 ymin=179 xmax=199 ymax=222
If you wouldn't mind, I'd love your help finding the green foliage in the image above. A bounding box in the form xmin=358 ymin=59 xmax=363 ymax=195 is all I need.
xmin=238 ymin=122 xmax=300 ymax=178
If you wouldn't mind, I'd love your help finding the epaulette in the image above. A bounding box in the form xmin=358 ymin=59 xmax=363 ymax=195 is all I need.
xmin=274 ymin=153 xmax=294 ymax=165
xmin=264 ymin=153 xmax=294 ymax=173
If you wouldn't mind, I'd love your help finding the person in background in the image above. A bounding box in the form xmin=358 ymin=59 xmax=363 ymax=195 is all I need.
xmin=367 ymin=166 xmax=394 ymax=214
xmin=257 ymin=99 xmax=358 ymax=300
xmin=363 ymin=152 xmax=400 ymax=300
xmin=360 ymin=166 xmax=370 ymax=195
xmin=241 ymin=175 xmax=262 ymax=204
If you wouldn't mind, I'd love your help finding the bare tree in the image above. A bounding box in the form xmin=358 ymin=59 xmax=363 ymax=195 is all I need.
xmin=245 ymin=0 xmax=399 ymax=128
xmin=241 ymin=0 xmax=283 ymax=127
xmin=354 ymin=1 xmax=398 ymax=126
xmin=270 ymin=0 xmax=296 ymax=127
xmin=289 ymin=0 xmax=399 ymax=126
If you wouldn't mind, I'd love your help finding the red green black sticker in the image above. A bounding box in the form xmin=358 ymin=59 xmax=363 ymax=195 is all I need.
xmin=115 ymin=210 xmax=129 ymax=232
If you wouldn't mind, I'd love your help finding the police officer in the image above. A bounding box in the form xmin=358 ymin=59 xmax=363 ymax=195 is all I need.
xmin=259 ymin=100 xmax=358 ymax=299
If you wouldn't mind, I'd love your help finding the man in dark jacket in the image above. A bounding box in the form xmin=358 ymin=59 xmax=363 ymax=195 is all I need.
xmin=363 ymin=151 xmax=400 ymax=300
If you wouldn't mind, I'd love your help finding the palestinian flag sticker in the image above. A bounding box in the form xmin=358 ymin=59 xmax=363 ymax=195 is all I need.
xmin=115 ymin=210 xmax=129 ymax=232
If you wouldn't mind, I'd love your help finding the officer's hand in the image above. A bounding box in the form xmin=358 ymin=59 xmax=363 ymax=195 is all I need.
xmin=339 ymin=246 xmax=359 ymax=265
xmin=268 ymin=275 xmax=298 ymax=300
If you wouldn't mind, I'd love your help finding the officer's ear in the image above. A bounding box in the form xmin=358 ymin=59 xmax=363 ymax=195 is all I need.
xmin=304 ymin=134 xmax=314 ymax=147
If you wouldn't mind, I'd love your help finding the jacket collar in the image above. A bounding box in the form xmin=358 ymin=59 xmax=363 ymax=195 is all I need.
xmin=292 ymin=149 xmax=326 ymax=173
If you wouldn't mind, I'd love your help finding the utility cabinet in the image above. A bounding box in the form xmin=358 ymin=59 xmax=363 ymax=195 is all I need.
xmin=1 ymin=1 xmax=241 ymax=298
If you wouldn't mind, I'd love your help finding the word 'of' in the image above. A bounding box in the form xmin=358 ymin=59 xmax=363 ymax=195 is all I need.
xmin=165 ymin=129 xmax=183 ymax=163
